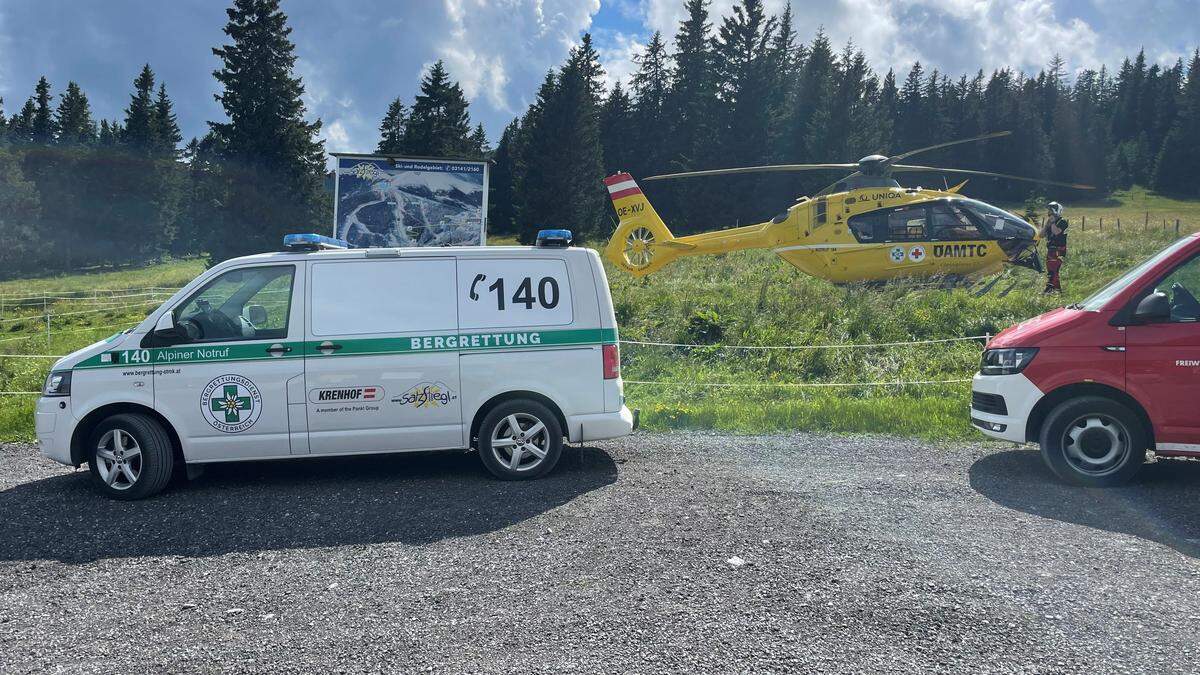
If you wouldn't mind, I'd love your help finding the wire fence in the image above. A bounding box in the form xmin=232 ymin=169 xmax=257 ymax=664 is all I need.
xmin=0 ymin=284 xmax=993 ymax=396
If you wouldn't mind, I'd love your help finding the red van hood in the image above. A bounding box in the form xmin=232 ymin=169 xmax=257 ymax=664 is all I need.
xmin=989 ymin=307 xmax=1097 ymax=348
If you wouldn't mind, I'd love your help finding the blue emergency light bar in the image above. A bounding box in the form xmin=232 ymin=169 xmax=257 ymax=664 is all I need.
xmin=283 ymin=233 xmax=352 ymax=251
xmin=536 ymin=229 xmax=573 ymax=248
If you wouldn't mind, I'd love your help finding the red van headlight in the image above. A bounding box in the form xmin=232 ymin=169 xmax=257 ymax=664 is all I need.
xmin=980 ymin=348 xmax=1038 ymax=375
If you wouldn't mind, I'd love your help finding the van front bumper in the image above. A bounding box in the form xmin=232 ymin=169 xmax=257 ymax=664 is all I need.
xmin=570 ymin=405 xmax=636 ymax=443
xmin=969 ymin=372 xmax=1043 ymax=443
xmin=36 ymin=396 xmax=75 ymax=466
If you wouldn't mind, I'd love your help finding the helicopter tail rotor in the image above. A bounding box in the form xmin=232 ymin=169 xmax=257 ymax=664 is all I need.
xmin=602 ymin=173 xmax=694 ymax=276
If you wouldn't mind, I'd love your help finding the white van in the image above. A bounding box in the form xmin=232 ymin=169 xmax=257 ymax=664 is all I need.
xmin=35 ymin=231 xmax=636 ymax=499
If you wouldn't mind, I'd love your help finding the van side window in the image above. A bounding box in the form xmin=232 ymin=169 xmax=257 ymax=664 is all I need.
xmin=310 ymin=259 xmax=457 ymax=336
xmin=1155 ymin=256 xmax=1200 ymax=322
xmin=175 ymin=265 xmax=295 ymax=343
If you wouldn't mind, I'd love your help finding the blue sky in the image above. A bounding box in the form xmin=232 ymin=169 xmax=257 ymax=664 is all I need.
xmin=0 ymin=0 xmax=1194 ymax=157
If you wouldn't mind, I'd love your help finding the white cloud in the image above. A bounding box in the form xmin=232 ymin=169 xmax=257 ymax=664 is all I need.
xmin=594 ymin=29 xmax=646 ymax=91
xmin=438 ymin=0 xmax=600 ymax=114
xmin=638 ymin=0 xmax=1178 ymax=80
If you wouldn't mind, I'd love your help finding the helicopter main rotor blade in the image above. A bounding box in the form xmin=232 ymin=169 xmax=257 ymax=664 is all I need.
xmin=643 ymin=164 xmax=858 ymax=181
xmin=891 ymin=164 xmax=1096 ymax=190
xmin=887 ymin=131 xmax=1012 ymax=164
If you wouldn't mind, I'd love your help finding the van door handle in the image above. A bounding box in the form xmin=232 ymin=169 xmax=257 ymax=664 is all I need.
xmin=315 ymin=341 xmax=343 ymax=354
xmin=265 ymin=344 xmax=292 ymax=354
xmin=1102 ymin=346 xmax=1126 ymax=352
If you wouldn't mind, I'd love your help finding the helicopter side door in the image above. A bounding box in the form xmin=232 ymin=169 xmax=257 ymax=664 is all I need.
xmin=926 ymin=202 xmax=998 ymax=275
xmin=842 ymin=204 xmax=933 ymax=281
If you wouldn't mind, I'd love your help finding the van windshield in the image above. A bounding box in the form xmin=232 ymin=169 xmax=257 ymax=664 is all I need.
xmin=1077 ymin=236 xmax=1195 ymax=311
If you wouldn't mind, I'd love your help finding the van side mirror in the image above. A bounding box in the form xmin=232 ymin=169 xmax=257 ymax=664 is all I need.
xmin=1133 ymin=291 xmax=1171 ymax=324
xmin=244 ymin=304 xmax=268 ymax=326
xmin=151 ymin=312 xmax=183 ymax=344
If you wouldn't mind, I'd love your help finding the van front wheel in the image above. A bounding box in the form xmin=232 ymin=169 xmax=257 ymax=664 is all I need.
xmin=1039 ymin=396 xmax=1146 ymax=487
xmin=478 ymin=400 xmax=563 ymax=480
xmin=87 ymin=413 xmax=175 ymax=500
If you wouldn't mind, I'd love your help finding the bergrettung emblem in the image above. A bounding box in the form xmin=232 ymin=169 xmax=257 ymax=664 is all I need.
xmin=201 ymin=374 xmax=263 ymax=433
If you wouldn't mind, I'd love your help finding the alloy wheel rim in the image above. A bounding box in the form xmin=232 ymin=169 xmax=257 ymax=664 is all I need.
xmin=1062 ymin=414 xmax=1130 ymax=477
xmin=491 ymin=413 xmax=550 ymax=472
xmin=95 ymin=428 xmax=142 ymax=490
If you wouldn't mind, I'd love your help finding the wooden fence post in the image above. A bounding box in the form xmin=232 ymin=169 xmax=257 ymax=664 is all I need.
xmin=1099 ymin=217 xmax=1103 ymax=230
xmin=1081 ymin=215 xmax=1086 ymax=231
xmin=1117 ymin=218 xmax=1121 ymax=231
xmin=1145 ymin=212 xmax=1150 ymax=230
xmin=1177 ymin=219 xmax=1182 ymax=236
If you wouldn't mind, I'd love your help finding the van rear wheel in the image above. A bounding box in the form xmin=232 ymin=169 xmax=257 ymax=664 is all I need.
xmin=477 ymin=400 xmax=563 ymax=480
xmin=87 ymin=413 xmax=175 ymax=500
xmin=1039 ymin=396 xmax=1146 ymax=487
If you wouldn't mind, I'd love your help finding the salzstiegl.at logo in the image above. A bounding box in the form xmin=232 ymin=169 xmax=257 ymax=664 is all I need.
xmin=201 ymin=374 xmax=263 ymax=433
xmin=392 ymin=382 xmax=457 ymax=408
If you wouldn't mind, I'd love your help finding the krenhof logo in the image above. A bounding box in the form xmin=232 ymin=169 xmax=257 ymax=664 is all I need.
xmin=309 ymin=386 xmax=385 ymax=404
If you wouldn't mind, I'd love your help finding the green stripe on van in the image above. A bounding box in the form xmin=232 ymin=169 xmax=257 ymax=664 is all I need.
xmin=74 ymin=328 xmax=617 ymax=369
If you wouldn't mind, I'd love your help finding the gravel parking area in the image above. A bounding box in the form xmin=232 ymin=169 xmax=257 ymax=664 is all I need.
xmin=2 ymin=432 xmax=1199 ymax=673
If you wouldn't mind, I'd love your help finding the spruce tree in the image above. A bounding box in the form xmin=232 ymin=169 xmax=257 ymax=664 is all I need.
xmin=896 ymin=62 xmax=927 ymax=150
xmin=712 ymin=0 xmax=776 ymax=222
xmin=630 ymin=31 xmax=671 ymax=176
xmin=153 ymin=83 xmax=183 ymax=157
xmin=9 ymin=99 xmax=37 ymax=145
xmin=468 ymin=123 xmax=489 ymax=158
xmin=1153 ymin=50 xmax=1200 ymax=196
xmin=767 ymin=2 xmax=801 ymax=134
xmin=404 ymin=61 xmax=473 ymax=157
xmin=519 ymin=38 xmax=607 ymax=242
xmin=31 ymin=77 xmax=55 ymax=145
xmin=599 ymin=81 xmax=635 ymax=174
xmin=123 ymin=65 xmax=158 ymax=153
xmin=54 ymin=82 xmax=95 ymax=145
xmin=209 ymin=0 xmax=327 ymax=261
xmin=376 ymin=97 xmax=407 ymax=154
xmin=665 ymin=0 xmax=720 ymax=228
xmin=788 ymin=28 xmax=833 ymax=163
xmin=489 ymin=118 xmax=523 ymax=235
xmin=98 ymin=120 xmax=121 ymax=147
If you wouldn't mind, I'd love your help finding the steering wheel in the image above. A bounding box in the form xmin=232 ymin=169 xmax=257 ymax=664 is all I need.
xmin=185 ymin=309 xmax=242 ymax=340
xmin=177 ymin=317 xmax=204 ymax=341
xmin=1170 ymin=282 xmax=1200 ymax=320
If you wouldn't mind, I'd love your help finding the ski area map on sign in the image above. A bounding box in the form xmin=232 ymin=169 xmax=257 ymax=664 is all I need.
xmin=333 ymin=155 xmax=487 ymax=248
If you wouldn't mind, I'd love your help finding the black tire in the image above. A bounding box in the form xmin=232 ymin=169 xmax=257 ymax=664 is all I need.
xmin=1039 ymin=396 xmax=1146 ymax=487
xmin=477 ymin=399 xmax=564 ymax=480
xmin=86 ymin=413 xmax=175 ymax=500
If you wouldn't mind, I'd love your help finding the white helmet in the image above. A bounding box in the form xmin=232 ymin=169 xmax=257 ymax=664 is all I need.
xmin=1046 ymin=201 xmax=1063 ymax=217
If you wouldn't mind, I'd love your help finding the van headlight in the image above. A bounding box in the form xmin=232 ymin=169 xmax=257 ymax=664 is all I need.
xmin=980 ymin=348 xmax=1038 ymax=375
xmin=43 ymin=371 xmax=72 ymax=397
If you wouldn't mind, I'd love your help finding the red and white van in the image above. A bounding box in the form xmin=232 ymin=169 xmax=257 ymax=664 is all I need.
xmin=971 ymin=232 xmax=1200 ymax=486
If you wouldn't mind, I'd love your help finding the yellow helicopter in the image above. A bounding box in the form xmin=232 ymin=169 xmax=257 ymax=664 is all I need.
xmin=602 ymin=132 xmax=1093 ymax=284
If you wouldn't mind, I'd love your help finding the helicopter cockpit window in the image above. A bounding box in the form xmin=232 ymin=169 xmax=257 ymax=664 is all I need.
xmin=956 ymin=199 xmax=1034 ymax=238
xmin=928 ymin=203 xmax=984 ymax=241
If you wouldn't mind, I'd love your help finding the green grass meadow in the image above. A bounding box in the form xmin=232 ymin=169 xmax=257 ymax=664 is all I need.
xmin=1 ymin=189 xmax=1197 ymax=443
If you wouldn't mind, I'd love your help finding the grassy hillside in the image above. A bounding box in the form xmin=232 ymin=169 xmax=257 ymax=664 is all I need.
xmin=0 ymin=190 xmax=1197 ymax=443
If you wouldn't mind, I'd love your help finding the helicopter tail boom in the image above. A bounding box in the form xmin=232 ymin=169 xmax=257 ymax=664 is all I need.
xmin=603 ymin=173 xmax=692 ymax=276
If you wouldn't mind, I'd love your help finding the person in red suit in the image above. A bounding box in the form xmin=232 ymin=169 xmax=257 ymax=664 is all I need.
xmin=1043 ymin=202 xmax=1068 ymax=293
